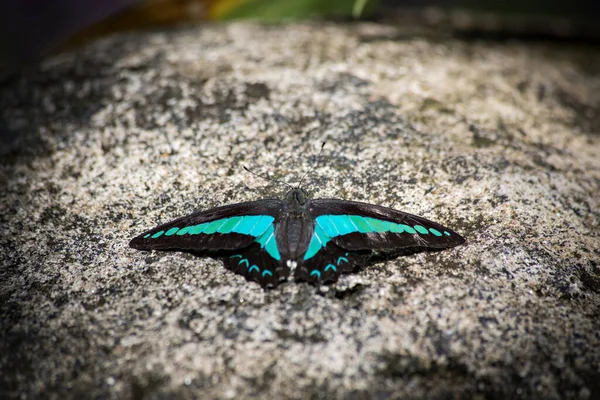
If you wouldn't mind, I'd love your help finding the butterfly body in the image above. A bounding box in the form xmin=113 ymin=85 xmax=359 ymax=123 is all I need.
xmin=274 ymin=189 xmax=314 ymax=262
xmin=130 ymin=188 xmax=465 ymax=288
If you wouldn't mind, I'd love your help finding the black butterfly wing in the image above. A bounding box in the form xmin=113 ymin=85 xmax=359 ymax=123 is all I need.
xmin=129 ymin=199 xmax=289 ymax=288
xmin=129 ymin=199 xmax=281 ymax=251
xmin=294 ymin=198 xmax=464 ymax=284
xmin=223 ymin=243 xmax=289 ymax=288
xmin=294 ymin=242 xmax=365 ymax=284
xmin=307 ymin=198 xmax=465 ymax=252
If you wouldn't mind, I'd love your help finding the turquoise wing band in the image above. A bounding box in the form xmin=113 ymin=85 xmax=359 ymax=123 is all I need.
xmin=143 ymin=214 xmax=281 ymax=260
xmin=303 ymin=215 xmax=452 ymax=260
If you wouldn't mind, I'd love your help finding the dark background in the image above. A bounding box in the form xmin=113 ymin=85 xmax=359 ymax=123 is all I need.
xmin=1 ymin=0 xmax=599 ymax=81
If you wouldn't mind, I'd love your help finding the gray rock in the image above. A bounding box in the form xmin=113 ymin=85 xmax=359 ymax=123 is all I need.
xmin=1 ymin=22 xmax=599 ymax=399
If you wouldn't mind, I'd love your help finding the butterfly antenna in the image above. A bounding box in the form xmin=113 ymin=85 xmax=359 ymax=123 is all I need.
xmin=243 ymin=166 xmax=293 ymax=190
xmin=297 ymin=142 xmax=325 ymax=188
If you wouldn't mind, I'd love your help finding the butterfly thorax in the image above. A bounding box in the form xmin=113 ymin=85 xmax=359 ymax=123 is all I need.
xmin=283 ymin=188 xmax=309 ymax=213
xmin=275 ymin=188 xmax=314 ymax=261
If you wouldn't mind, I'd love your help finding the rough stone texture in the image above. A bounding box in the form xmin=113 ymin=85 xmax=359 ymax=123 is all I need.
xmin=1 ymin=22 xmax=599 ymax=399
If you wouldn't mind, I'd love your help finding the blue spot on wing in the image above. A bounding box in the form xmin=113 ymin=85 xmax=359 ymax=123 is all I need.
xmin=176 ymin=226 xmax=191 ymax=235
xmin=384 ymin=221 xmax=404 ymax=233
xmin=238 ymin=258 xmax=249 ymax=267
xmin=165 ymin=227 xmax=179 ymax=236
xmin=413 ymin=225 xmax=429 ymax=235
xmin=400 ymin=224 xmax=416 ymax=234
xmin=337 ymin=256 xmax=348 ymax=264
xmin=429 ymin=228 xmax=442 ymax=236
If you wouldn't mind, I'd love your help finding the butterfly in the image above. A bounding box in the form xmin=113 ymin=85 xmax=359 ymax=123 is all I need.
xmin=129 ymin=186 xmax=465 ymax=288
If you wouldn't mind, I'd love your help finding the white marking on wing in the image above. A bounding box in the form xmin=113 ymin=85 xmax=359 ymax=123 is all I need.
xmin=324 ymin=216 xmax=340 ymax=235
xmin=348 ymin=218 xmax=359 ymax=231
xmin=286 ymin=260 xmax=297 ymax=272
xmin=263 ymin=231 xmax=275 ymax=247
xmin=314 ymin=232 xmax=323 ymax=245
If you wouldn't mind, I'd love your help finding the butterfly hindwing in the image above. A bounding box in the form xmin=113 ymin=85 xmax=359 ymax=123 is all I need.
xmin=295 ymin=241 xmax=364 ymax=284
xmin=129 ymin=199 xmax=281 ymax=252
xmin=306 ymin=199 xmax=465 ymax=254
xmin=223 ymin=243 xmax=289 ymax=288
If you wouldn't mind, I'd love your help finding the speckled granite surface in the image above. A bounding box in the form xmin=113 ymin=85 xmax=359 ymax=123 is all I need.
xmin=1 ymin=22 xmax=599 ymax=399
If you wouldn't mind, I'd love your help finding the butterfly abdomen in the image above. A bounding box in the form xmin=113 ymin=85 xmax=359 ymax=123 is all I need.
xmin=274 ymin=213 xmax=314 ymax=262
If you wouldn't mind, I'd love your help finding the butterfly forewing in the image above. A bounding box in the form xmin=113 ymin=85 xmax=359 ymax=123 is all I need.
xmin=129 ymin=199 xmax=281 ymax=251
xmin=307 ymin=199 xmax=465 ymax=252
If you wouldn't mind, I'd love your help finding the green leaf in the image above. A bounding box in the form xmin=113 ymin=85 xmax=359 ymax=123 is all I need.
xmin=217 ymin=0 xmax=378 ymax=20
